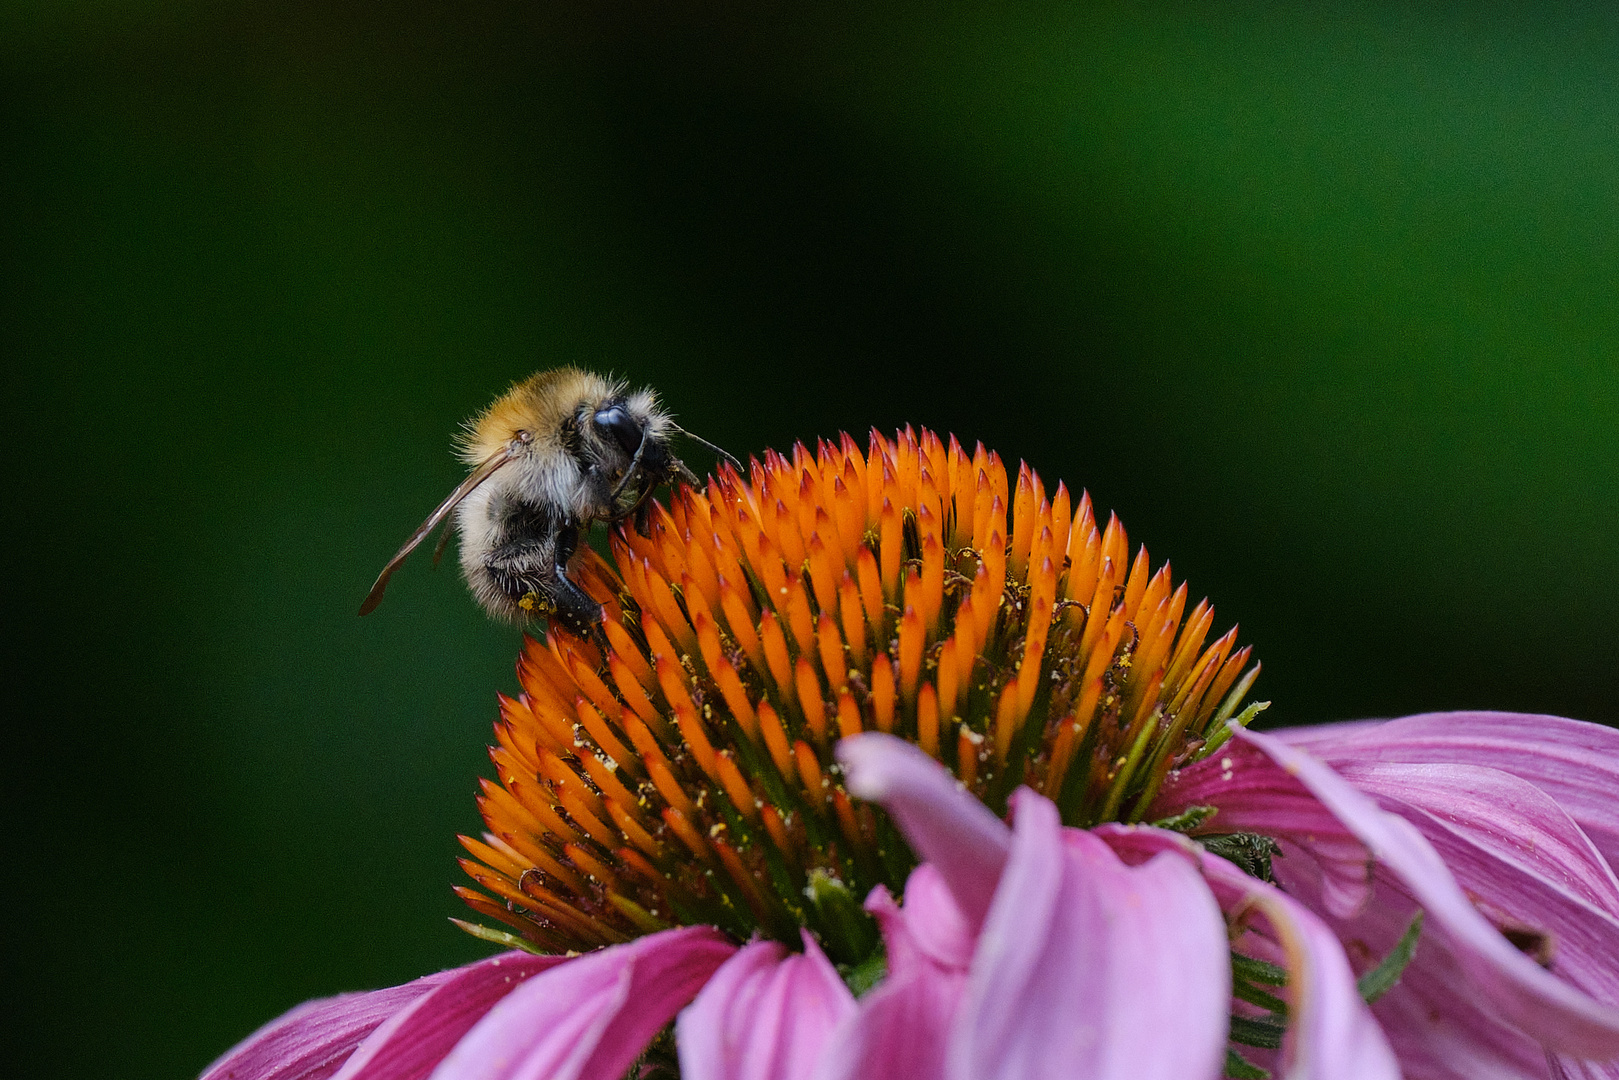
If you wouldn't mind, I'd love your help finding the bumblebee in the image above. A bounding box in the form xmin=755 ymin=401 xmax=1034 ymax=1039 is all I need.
xmin=359 ymin=367 xmax=735 ymax=635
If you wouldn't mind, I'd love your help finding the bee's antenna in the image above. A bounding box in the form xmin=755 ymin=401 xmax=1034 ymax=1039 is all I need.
xmin=670 ymin=423 xmax=741 ymax=471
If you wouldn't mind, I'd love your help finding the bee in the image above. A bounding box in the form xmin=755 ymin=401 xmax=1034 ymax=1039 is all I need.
xmin=359 ymin=367 xmax=737 ymax=635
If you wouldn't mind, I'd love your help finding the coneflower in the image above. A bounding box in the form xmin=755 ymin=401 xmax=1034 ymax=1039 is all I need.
xmin=204 ymin=429 xmax=1619 ymax=1080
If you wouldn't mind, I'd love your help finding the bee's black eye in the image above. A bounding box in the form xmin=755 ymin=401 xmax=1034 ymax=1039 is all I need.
xmin=593 ymin=406 xmax=643 ymax=455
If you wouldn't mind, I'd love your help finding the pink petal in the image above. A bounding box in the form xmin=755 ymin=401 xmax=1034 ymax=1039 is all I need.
xmin=1150 ymin=737 xmax=1374 ymax=917
xmin=333 ymin=953 xmax=570 ymax=1080
xmin=1211 ymin=854 xmax=1398 ymax=1075
xmin=1239 ymin=727 xmax=1619 ymax=1061
xmin=836 ymin=733 xmax=1010 ymax=928
xmin=201 ymin=967 xmax=462 ymax=1080
xmin=677 ymin=933 xmax=856 ymax=1080
xmin=1284 ymin=760 xmax=1619 ymax=1079
xmin=1290 ymin=876 xmax=1552 ymax=1080
xmin=1279 ymin=712 xmax=1619 ymax=877
xmin=950 ymin=791 xmax=1230 ymax=1080
xmin=1336 ymin=761 xmax=1619 ymax=973
xmin=1109 ymin=826 xmax=1400 ymax=1080
xmin=873 ymin=864 xmax=977 ymax=972
xmin=1549 ymin=1052 xmax=1619 ymax=1078
xmin=813 ymin=881 xmax=969 ymax=1080
xmin=429 ymin=926 xmax=735 ymax=1080
xmin=812 ymin=962 xmax=963 ymax=1080
xmin=1203 ymin=858 xmax=1401 ymax=1080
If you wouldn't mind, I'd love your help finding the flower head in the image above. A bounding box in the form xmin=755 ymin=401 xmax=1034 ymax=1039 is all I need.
xmin=456 ymin=428 xmax=1261 ymax=962
xmin=205 ymin=429 xmax=1619 ymax=1080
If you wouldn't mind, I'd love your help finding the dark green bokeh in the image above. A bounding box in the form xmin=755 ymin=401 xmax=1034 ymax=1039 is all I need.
xmin=4 ymin=2 xmax=1617 ymax=1076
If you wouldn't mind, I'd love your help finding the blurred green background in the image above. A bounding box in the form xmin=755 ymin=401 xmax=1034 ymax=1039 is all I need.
xmin=4 ymin=1 xmax=1617 ymax=1075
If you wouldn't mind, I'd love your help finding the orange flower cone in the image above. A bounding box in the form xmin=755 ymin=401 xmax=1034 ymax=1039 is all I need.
xmin=457 ymin=427 xmax=1262 ymax=961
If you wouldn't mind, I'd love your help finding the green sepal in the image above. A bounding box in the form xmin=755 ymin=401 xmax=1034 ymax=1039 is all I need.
xmin=1224 ymin=1047 xmax=1271 ymax=1079
xmin=1202 ymin=701 xmax=1271 ymax=756
xmin=606 ymin=892 xmax=673 ymax=935
xmin=1358 ymin=910 xmax=1424 ymax=1004
xmin=806 ymin=868 xmax=881 ymax=964
xmin=838 ymin=946 xmax=888 ymax=997
xmin=1230 ymin=701 xmax=1269 ymax=728
xmin=1231 ymin=952 xmax=1288 ymax=986
xmin=1228 ymin=1015 xmax=1286 ymax=1050
xmin=1149 ymin=805 xmax=1218 ymax=833
xmin=1232 ymin=980 xmax=1289 ymax=1016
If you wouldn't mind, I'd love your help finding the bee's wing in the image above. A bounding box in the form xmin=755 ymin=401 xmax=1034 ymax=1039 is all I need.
xmin=358 ymin=444 xmax=519 ymax=615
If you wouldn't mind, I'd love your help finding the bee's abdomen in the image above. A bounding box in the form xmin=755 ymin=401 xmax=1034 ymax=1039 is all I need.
xmin=497 ymin=496 xmax=565 ymax=541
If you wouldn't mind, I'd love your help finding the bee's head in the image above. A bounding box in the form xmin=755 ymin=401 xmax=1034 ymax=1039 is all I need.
xmin=574 ymin=384 xmax=676 ymax=483
xmin=458 ymin=367 xmax=681 ymax=516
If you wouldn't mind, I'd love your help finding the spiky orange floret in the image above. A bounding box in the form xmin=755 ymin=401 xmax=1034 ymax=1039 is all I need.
xmin=458 ymin=428 xmax=1262 ymax=958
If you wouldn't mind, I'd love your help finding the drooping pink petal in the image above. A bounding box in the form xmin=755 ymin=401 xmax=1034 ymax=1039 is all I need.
xmin=950 ymin=791 xmax=1230 ymax=1080
xmin=202 ymin=966 xmax=463 ymax=1080
xmin=873 ymin=863 xmax=978 ymax=973
xmin=1238 ymin=727 xmax=1619 ymax=1061
xmin=1098 ymin=824 xmax=1400 ymax=1080
xmin=822 ymin=738 xmax=1036 ymax=1080
xmin=1294 ymin=874 xmax=1554 ymax=1080
xmin=812 ymin=960 xmax=963 ymax=1080
xmin=331 ymin=953 xmax=570 ymax=1080
xmin=1209 ymin=865 xmax=1401 ymax=1080
xmin=1336 ymin=761 xmax=1619 ymax=978
xmin=1150 ymin=737 xmax=1374 ymax=917
xmin=1278 ymin=712 xmax=1619 ymax=876
xmin=1261 ymin=758 xmax=1619 ymax=1080
xmin=1548 ymin=1050 xmax=1619 ymax=1078
xmin=836 ymin=733 xmax=1010 ymax=928
xmin=677 ymin=933 xmax=856 ymax=1080
xmin=813 ymin=878 xmax=971 ymax=1080
xmin=429 ymin=926 xmax=735 ymax=1080
xmin=887 ymin=861 xmax=971 ymax=971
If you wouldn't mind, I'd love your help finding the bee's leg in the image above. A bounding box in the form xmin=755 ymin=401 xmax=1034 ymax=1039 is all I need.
xmin=611 ymin=474 xmax=659 ymax=538
xmin=545 ymin=524 xmax=607 ymax=642
xmin=484 ymin=550 xmax=558 ymax=615
xmin=483 ymin=530 xmax=603 ymax=639
xmin=672 ymin=457 xmax=701 ymax=488
xmin=547 ymin=584 xmax=606 ymax=641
